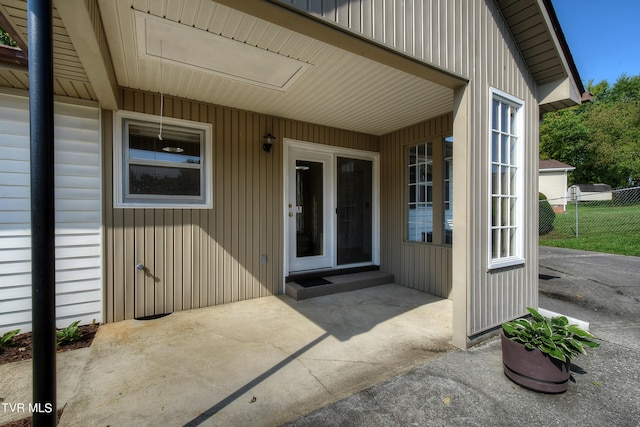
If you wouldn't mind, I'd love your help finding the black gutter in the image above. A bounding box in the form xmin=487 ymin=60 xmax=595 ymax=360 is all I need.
xmin=28 ymin=0 xmax=57 ymax=425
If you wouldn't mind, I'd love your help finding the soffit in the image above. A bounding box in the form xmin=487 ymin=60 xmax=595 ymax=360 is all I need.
xmin=0 ymin=0 xmax=96 ymax=100
xmin=97 ymin=0 xmax=453 ymax=136
xmin=496 ymin=0 xmax=567 ymax=85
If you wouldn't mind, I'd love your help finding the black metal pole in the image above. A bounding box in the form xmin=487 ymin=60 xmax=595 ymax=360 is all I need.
xmin=28 ymin=0 xmax=56 ymax=425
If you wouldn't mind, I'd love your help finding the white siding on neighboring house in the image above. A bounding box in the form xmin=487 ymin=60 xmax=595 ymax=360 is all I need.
xmin=539 ymin=171 xmax=569 ymax=208
xmin=0 ymin=90 xmax=102 ymax=334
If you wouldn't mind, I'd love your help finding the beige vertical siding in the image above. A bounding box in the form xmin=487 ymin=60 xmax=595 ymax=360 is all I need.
xmin=276 ymin=0 xmax=472 ymax=78
xmin=452 ymin=0 xmax=539 ymax=340
xmin=101 ymin=1 xmax=543 ymax=342
xmin=281 ymin=0 xmax=542 ymax=338
xmin=380 ymin=113 xmax=453 ymax=298
xmin=104 ymin=89 xmax=379 ymax=322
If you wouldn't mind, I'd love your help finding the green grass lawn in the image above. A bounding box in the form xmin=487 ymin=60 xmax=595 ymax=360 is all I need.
xmin=539 ymin=202 xmax=640 ymax=257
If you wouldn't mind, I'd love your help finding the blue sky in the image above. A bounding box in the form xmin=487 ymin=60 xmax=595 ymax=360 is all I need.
xmin=551 ymin=0 xmax=640 ymax=87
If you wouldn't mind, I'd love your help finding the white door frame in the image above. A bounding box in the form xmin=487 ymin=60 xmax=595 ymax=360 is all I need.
xmin=283 ymin=139 xmax=380 ymax=280
xmin=287 ymin=148 xmax=335 ymax=272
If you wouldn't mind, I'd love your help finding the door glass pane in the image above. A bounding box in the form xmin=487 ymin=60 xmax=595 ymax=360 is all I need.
xmin=337 ymin=157 xmax=373 ymax=265
xmin=296 ymin=160 xmax=323 ymax=258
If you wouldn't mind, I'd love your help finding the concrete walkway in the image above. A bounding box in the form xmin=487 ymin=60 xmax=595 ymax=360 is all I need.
xmin=6 ymin=247 xmax=637 ymax=426
xmin=0 ymin=348 xmax=90 ymax=426
xmin=57 ymin=284 xmax=453 ymax=426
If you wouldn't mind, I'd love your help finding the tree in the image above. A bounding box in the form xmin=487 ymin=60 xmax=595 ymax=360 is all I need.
xmin=539 ymin=107 xmax=590 ymax=185
xmin=540 ymin=73 xmax=640 ymax=187
xmin=586 ymin=99 xmax=640 ymax=186
xmin=0 ymin=26 xmax=18 ymax=48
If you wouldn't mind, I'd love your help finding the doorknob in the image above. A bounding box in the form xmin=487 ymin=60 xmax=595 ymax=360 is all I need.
xmin=288 ymin=212 xmax=294 ymax=217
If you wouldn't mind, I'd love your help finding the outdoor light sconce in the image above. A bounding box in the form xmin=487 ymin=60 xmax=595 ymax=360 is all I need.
xmin=263 ymin=133 xmax=275 ymax=153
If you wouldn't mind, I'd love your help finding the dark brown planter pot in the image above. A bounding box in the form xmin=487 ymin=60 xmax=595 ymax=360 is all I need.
xmin=501 ymin=332 xmax=570 ymax=393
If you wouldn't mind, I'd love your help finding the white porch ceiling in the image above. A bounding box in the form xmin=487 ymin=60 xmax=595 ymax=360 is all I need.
xmin=97 ymin=0 xmax=453 ymax=136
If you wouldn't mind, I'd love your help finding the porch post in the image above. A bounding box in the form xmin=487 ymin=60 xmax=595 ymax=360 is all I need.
xmin=28 ymin=0 xmax=57 ymax=425
xmin=451 ymin=84 xmax=470 ymax=349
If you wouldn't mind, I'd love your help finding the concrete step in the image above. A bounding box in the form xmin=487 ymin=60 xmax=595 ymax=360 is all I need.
xmin=285 ymin=270 xmax=395 ymax=301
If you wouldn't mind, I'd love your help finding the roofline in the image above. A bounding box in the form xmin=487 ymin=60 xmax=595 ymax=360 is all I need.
xmin=541 ymin=0 xmax=585 ymax=95
xmin=0 ymin=45 xmax=27 ymax=69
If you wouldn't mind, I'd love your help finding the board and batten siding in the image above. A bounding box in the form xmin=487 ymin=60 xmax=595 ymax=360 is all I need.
xmin=104 ymin=89 xmax=379 ymax=322
xmin=380 ymin=113 xmax=453 ymax=298
xmin=0 ymin=90 xmax=103 ymax=334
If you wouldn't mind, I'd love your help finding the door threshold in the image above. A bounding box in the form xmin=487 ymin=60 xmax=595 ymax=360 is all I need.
xmin=285 ymin=265 xmax=379 ymax=283
xmin=285 ymin=269 xmax=393 ymax=301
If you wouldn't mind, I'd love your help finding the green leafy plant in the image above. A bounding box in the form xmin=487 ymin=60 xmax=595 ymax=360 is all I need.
xmin=539 ymin=192 xmax=556 ymax=236
xmin=0 ymin=329 xmax=20 ymax=349
xmin=502 ymin=307 xmax=599 ymax=362
xmin=56 ymin=321 xmax=81 ymax=346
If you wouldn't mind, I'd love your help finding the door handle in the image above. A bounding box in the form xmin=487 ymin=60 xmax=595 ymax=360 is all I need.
xmin=289 ymin=212 xmax=294 ymax=217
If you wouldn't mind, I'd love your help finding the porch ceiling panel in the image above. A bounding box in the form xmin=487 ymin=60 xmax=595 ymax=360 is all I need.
xmin=0 ymin=0 xmax=97 ymax=100
xmin=97 ymin=0 xmax=453 ymax=136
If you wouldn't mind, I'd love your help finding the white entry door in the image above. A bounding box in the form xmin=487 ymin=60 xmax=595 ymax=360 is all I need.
xmin=287 ymin=148 xmax=334 ymax=272
xmin=286 ymin=142 xmax=378 ymax=274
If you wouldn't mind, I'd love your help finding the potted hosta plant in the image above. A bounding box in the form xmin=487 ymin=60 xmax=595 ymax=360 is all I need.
xmin=501 ymin=307 xmax=599 ymax=393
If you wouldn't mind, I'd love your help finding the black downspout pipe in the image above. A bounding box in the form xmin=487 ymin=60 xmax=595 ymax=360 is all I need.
xmin=28 ymin=0 xmax=56 ymax=425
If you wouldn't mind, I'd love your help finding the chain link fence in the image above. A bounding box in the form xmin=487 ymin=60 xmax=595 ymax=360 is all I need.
xmin=539 ymin=186 xmax=640 ymax=256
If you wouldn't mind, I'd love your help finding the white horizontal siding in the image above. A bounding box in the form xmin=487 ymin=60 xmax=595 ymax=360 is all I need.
xmin=0 ymin=91 xmax=103 ymax=334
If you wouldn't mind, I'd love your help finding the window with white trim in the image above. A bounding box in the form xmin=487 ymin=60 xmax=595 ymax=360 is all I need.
xmin=489 ymin=88 xmax=524 ymax=268
xmin=114 ymin=112 xmax=212 ymax=208
xmin=443 ymin=136 xmax=453 ymax=245
xmin=407 ymin=142 xmax=433 ymax=242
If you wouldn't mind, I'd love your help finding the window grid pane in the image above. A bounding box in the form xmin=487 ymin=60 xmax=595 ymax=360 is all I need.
xmin=407 ymin=142 xmax=433 ymax=243
xmin=490 ymin=94 xmax=520 ymax=263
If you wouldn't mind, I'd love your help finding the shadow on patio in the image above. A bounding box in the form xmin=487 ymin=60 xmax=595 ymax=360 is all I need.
xmin=59 ymin=284 xmax=454 ymax=427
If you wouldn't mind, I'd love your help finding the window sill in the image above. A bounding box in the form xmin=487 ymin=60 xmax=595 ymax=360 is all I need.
xmin=488 ymin=257 xmax=525 ymax=271
xmin=114 ymin=202 xmax=212 ymax=210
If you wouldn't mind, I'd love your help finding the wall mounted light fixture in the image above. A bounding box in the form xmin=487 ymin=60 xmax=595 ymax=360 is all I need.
xmin=263 ymin=133 xmax=275 ymax=153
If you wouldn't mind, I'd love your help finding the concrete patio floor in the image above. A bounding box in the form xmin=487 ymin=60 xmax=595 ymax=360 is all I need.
xmin=58 ymin=283 xmax=453 ymax=426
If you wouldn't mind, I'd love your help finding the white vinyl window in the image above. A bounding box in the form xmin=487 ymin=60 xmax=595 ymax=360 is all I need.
xmin=114 ymin=111 xmax=212 ymax=208
xmin=443 ymin=136 xmax=453 ymax=245
xmin=489 ymin=88 xmax=524 ymax=268
xmin=407 ymin=142 xmax=433 ymax=242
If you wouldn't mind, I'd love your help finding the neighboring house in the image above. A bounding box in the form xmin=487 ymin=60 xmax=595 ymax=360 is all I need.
xmin=0 ymin=0 xmax=584 ymax=349
xmin=568 ymin=184 xmax=613 ymax=202
xmin=539 ymin=159 xmax=575 ymax=212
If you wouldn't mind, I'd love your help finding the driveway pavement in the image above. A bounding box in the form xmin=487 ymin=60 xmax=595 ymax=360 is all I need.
xmin=287 ymin=247 xmax=640 ymax=426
